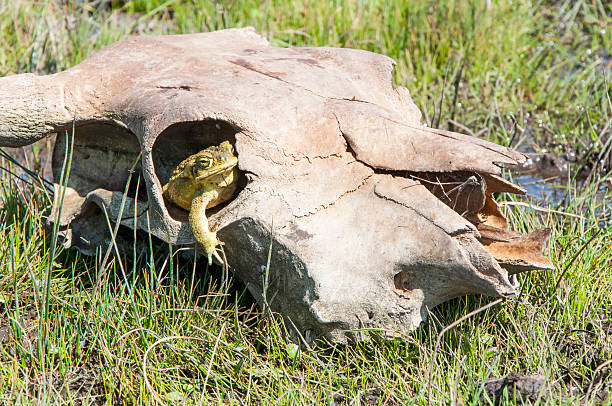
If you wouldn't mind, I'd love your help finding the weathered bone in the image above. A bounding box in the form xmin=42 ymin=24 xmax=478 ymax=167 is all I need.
xmin=0 ymin=28 xmax=552 ymax=343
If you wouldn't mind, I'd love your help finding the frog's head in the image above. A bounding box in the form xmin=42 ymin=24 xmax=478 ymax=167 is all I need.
xmin=192 ymin=141 xmax=238 ymax=181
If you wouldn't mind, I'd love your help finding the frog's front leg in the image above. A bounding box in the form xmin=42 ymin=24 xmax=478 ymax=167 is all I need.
xmin=189 ymin=188 xmax=224 ymax=265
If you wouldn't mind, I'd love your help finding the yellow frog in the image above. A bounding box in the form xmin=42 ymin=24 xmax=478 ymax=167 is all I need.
xmin=162 ymin=141 xmax=239 ymax=265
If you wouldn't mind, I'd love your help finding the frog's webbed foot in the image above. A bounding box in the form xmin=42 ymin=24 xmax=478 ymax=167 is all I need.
xmin=189 ymin=190 xmax=225 ymax=265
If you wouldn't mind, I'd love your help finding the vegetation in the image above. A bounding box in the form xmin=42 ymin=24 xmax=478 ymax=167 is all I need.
xmin=0 ymin=0 xmax=610 ymax=403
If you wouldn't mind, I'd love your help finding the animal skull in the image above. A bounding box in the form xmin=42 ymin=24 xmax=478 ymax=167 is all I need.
xmin=0 ymin=28 xmax=552 ymax=343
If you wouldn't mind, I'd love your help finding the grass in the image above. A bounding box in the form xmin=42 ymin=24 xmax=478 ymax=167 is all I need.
xmin=0 ymin=0 xmax=611 ymax=404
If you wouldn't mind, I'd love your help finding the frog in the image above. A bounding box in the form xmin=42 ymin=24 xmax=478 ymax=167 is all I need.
xmin=162 ymin=141 xmax=239 ymax=265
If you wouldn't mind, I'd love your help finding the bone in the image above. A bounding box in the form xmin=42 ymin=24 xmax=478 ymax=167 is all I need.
xmin=0 ymin=28 xmax=552 ymax=343
xmin=0 ymin=73 xmax=70 ymax=146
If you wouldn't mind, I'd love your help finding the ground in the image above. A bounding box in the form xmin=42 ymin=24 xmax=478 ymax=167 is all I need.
xmin=0 ymin=0 xmax=610 ymax=404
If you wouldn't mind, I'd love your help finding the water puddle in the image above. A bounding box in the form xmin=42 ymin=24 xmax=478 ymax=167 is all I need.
xmin=508 ymin=152 xmax=574 ymax=206
xmin=507 ymin=151 xmax=610 ymax=228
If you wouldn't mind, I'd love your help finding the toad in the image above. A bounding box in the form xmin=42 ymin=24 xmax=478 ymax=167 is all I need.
xmin=162 ymin=141 xmax=239 ymax=265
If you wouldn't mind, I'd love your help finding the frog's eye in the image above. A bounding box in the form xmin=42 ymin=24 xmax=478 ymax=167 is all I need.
xmin=197 ymin=157 xmax=212 ymax=169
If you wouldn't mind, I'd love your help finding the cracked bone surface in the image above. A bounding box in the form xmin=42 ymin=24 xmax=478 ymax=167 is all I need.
xmin=0 ymin=28 xmax=552 ymax=343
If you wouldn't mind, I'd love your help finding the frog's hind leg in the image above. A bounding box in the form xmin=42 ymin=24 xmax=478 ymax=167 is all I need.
xmin=189 ymin=189 xmax=224 ymax=265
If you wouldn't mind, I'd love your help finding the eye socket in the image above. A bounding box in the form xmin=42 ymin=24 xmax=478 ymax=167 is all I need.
xmin=197 ymin=157 xmax=212 ymax=169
